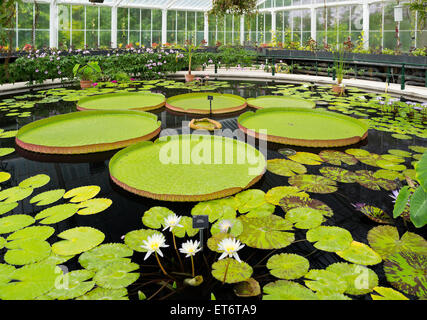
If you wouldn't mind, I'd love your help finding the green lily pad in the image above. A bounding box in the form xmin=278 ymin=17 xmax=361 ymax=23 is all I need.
xmin=0 ymin=214 xmax=35 ymax=234
xmin=267 ymin=253 xmax=310 ymax=280
xmin=391 ymin=133 xmax=412 ymax=140
xmin=124 ymin=229 xmax=161 ymax=252
xmin=0 ymin=263 xmax=16 ymax=285
xmin=63 ymin=185 xmax=101 ymax=202
xmin=0 ymin=186 xmax=33 ymax=203
xmin=316 ymin=292 xmax=352 ymax=300
xmin=235 ymin=189 xmax=267 ymax=213
xmin=265 ymin=186 xmax=309 ymax=205
xmin=266 ymin=159 xmax=307 ymax=176
xmin=288 ymin=152 xmax=324 ymax=165
xmin=233 ymin=278 xmax=261 ymax=297
xmin=211 ymin=218 xmax=243 ymax=237
xmin=207 ymin=233 xmax=230 ymax=253
xmin=376 ymin=159 xmax=406 ymax=171
xmin=409 ymin=146 xmax=427 ymax=153
xmin=381 ymin=154 xmax=406 ymax=163
xmin=0 ymin=172 xmax=11 ymax=183
xmin=384 ymin=251 xmax=426 ymax=298
xmin=142 ymin=206 xmax=174 ymax=229
xmin=318 ymin=150 xmax=358 ymax=166
xmin=52 ymin=227 xmax=105 ymax=256
xmin=355 ymin=170 xmax=397 ymax=191
xmin=78 ymin=243 xmax=134 ymax=271
xmin=76 ymin=198 xmax=112 ymax=215
xmin=285 ymin=207 xmax=325 ymax=229
xmin=336 ymin=241 xmax=382 ymax=266
xmin=4 ymin=239 xmax=51 ymax=265
xmin=319 ymin=166 xmax=358 ymax=183
xmin=41 ymin=252 xmax=75 ymax=265
xmin=6 ymin=226 xmax=55 ymax=249
xmin=0 ymin=236 xmax=5 ymax=249
xmin=191 ymin=199 xmax=236 ymax=223
xmin=0 ymin=148 xmax=15 ymax=157
xmin=171 ymin=216 xmax=199 ymax=238
xmin=304 ymin=269 xmax=348 ymax=294
xmin=262 ymin=280 xmax=318 ymax=300
xmin=306 ymin=226 xmax=353 ymax=252
xmin=370 ymin=286 xmax=409 ymax=300
xmin=244 ymin=202 xmax=276 ymax=218
xmin=46 ymin=269 xmax=95 ymax=300
xmin=30 ymin=189 xmax=66 ymax=206
xmin=288 ymin=174 xmax=338 ymax=194
xmin=76 ymin=287 xmax=129 ymax=300
xmin=238 ymin=215 xmax=294 ymax=249
xmin=35 ymin=203 xmax=79 ymax=224
xmin=367 ymin=225 xmax=427 ymax=259
xmin=373 ymin=169 xmax=404 ymax=181
xmin=18 ymin=174 xmax=50 ymax=189
xmin=326 ymin=262 xmax=378 ymax=295
xmin=356 ymin=205 xmax=394 ymax=224
xmin=211 ymin=258 xmax=253 ymax=284
xmin=0 ymin=262 xmax=58 ymax=300
xmin=279 ymin=196 xmax=334 ymax=217
xmin=93 ymin=260 xmax=140 ymax=289
xmin=0 ymin=202 xmax=18 ymax=215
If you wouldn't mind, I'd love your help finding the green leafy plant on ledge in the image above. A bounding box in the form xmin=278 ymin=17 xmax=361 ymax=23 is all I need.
xmin=72 ymin=61 xmax=102 ymax=82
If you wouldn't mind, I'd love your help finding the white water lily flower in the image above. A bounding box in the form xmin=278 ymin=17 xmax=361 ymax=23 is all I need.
xmin=217 ymin=238 xmax=245 ymax=263
xmin=141 ymin=233 xmax=169 ymax=260
xmin=163 ymin=214 xmax=183 ymax=232
xmin=179 ymin=240 xmax=201 ymax=258
xmin=218 ymin=219 xmax=233 ymax=233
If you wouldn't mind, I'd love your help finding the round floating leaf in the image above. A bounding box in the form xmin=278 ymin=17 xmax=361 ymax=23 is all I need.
xmin=266 ymin=159 xmax=307 ymax=177
xmin=262 ymin=280 xmax=318 ymax=300
xmin=244 ymin=202 xmax=276 ymax=218
xmin=191 ymin=199 xmax=236 ymax=223
xmin=93 ymin=260 xmax=140 ymax=289
xmin=336 ymin=241 xmax=382 ymax=266
xmin=0 ymin=263 xmax=16 ymax=285
xmin=0 ymin=214 xmax=35 ymax=234
xmin=4 ymin=239 xmax=51 ymax=265
xmin=288 ymin=152 xmax=324 ymax=165
xmin=6 ymin=226 xmax=55 ymax=249
xmin=288 ymin=174 xmax=338 ymax=194
xmin=316 ymin=292 xmax=352 ymax=300
xmin=279 ymin=196 xmax=333 ymax=217
xmin=326 ymin=262 xmax=378 ymax=295
xmin=373 ymin=169 xmax=404 ymax=181
xmin=381 ymin=154 xmax=406 ymax=163
xmin=285 ymin=207 xmax=325 ymax=229
xmin=0 ymin=130 xmax=18 ymax=138
xmin=78 ymin=243 xmax=134 ymax=271
xmin=345 ymin=148 xmax=370 ymax=157
xmin=233 ymin=278 xmax=261 ymax=297
xmin=0 ymin=236 xmax=5 ymax=249
xmin=142 ymin=206 xmax=174 ymax=229
xmin=41 ymin=252 xmax=75 ymax=265
xmin=0 ymin=262 xmax=58 ymax=300
xmin=0 ymin=202 xmax=18 ymax=215
xmin=356 ymin=205 xmax=394 ymax=224
xmin=376 ymin=160 xmax=406 ymax=171
xmin=0 ymin=172 xmax=11 ymax=183
xmin=265 ymin=186 xmax=309 ymax=205
xmin=409 ymin=146 xmax=427 ymax=154
xmin=207 ymin=233 xmax=230 ymax=253
xmin=355 ymin=170 xmax=397 ymax=191
xmin=63 ymin=185 xmax=101 ymax=202
xmin=52 ymin=227 xmax=105 ymax=256
xmin=46 ymin=269 xmax=95 ymax=300
xmin=238 ymin=215 xmax=294 ymax=249
xmin=211 ymin=258 xmax=253 ymax=284
xmin=384 ymin=251 xmax=426 ymax=298
xmin=319 ymin=166 xmax=358 ymax=183
xmin=306 ymin=226 xmax=353 ymax=252
xmin=0 ymin=186 xmax=33 ymax=203
xmin=267 ymin=253 xmax=309 ymax=280
xmin=304 ymin=269 xmax=348 ymax=294
xmin=76 ymin=287 xmax=129 ymax=300
xmin=367 ymin=225 xmax=427 ymax=259
xmin=211 ymin=218 xmax=243 ymax=237
xmin=35 ymin=203 xmax=79 ymax=224
xmin=391 ymin=133 xmax=412 ymax=140
xmin=235 ymin=189 xmax=266 ymax=213
xmin=30 ymin=189 xmax=65 ymax=206
xmin=124 ymin=229 xmax=161 ymax=252
xmin=0 ymin=148 xmax=15 ymax=157
xmin=370 ymin=286 xmax=409 ymax=300
xmin=319 ymin=150 xmax=358 ymax=166
xmin=171 ymin=216 xmax=199 ymax=238
xmin=76 ymin=198 xmax=112 ymax=215
xmin=18 ymin=174 xmax=50 ymax=189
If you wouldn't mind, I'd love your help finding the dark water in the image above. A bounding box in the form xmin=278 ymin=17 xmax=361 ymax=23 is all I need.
xmin=0 ymin=79 xmax=426 ymax=300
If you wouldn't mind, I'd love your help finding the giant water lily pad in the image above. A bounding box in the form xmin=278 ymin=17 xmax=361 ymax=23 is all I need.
xmin=45 ymin=269 xmax=95 ymax=300
xmin=238 ymin=215 xmax=294 ymax=249
xmin=15 ymin=110 xmax=161 ymax=154
xmin=78 ymin=243 xmax=134 ymax=271
xmin=52 ymin=227 xmax=105 ymax=256
xmin=18 ymin=174 xmax=50 ymax=189
xmin=246 ymin=95 xmax=315 ymax=109
xmin=319 ymin=166 xmax=358 ymax=183
xmin=0 ymin=214 xmax=35 ymax=234
xmin=367 ymin=225 xmax=427 ymax=259
xmin=336 ymin=241 xmax=382 ymax=266
xmin=370 ymin=286 xmax=409 ymax=300
xmin=0 ymin=262 xmax=58 ymax=300
xmin=383 ymin=251 xmax=426 ymax=298
xmin=211 ymin=258 xmax=253 ymax=284
xmin=266 ymin=159 xmax=307 ymax=177
xmin=30 ymin=189 xmax=65 ymax=206
xmin=285 ymin=208 xmax=325 ymax=229
xmin=4 ymin=239 xmax=51 ymax=265
xmin=76 ymin=287 xmax=129 ymax=300
xmin=279 ymin=196 xmax=333 ymax=217
xmin=326 ymin=263 xmax=378 ymax=295
xmin=109 ymin=135 xmax=266 ymax=201
xmin=265 ymin=186 xmax=308 ymax=205
xmin=318 ymin=150 xmax=358 ymax=166
xmin=288 ymin=174 xmax=338 ymax=194
xmin=267 ymin=253 xmax=310 ymax=280
xmin=304 ymin=269 xmax=348 ymax=294
xmin=63 ymin=185 xmax=101 ymax=202
xmin=35 ymin=203 xmax=79 ymax=224
xmin=262 ymin=280 xmax=318 ymax=300
xmin=76 ymin=198 xmax=112 ymax=215
xmin=93 ymin=260 xmax=140 ymax=289
xmin=306 ymin=226 xmax=353 ymax=252
xmin=124 ymin=229 xmax=161 ymax=252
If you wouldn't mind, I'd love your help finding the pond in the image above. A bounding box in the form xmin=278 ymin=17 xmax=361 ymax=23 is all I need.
xmin=0 ymin=78 xmax=425 ymax=301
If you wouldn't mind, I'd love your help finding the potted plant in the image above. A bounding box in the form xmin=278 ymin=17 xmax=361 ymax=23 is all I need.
xmin=175 ymin=39 xmax=206 ymax=82
xmin=72 ymin=61 xmax=102 ymax=89
xmin=332 ymin=44 xmax=346 ymax=95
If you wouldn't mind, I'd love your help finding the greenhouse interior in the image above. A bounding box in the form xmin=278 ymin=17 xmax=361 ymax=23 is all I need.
xmin=0 ymin=0 xmax=426 ymax=304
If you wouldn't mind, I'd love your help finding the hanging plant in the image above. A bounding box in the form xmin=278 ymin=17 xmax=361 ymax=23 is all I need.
xmin=209 ymin=0 xmax=258 ymax=16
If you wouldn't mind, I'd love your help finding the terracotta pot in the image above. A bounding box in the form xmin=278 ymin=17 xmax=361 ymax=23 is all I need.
xmin=80 ymin=80 xmax=93 ymax=89
xmin=331 ymin=84 xmax=345 ymax=95
xmin=185 ymin=73 xmax=195 ymax=82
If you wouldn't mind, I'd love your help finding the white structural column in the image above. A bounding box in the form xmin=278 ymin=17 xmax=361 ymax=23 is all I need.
xmin=162 ymin=9 xmax=167 ymax=45
xmin=111 ymin=5 xmax=117 ymax=48
xmin=310 ymin=6 xmax=316 ymax=41
xmin=240 ymin=15 xmax=245 ymax=45
xmin=204 ymin=12 xmax=209 ymax=44
xmin=49 ymin=0 xmax=58 ymax=48
xmin=271 ymin=10 xmax=276 ymax=42
xmin=362 ymin=0 xmax=370 ymax=50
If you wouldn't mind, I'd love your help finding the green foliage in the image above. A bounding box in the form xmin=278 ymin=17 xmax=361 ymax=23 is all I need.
xmin=73 ymin=61 xmax=102 ymax=81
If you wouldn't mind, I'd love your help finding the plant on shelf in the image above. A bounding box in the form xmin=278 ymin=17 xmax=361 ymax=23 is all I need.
xmin=175 ymin=38 xmax=206 ymax=82
xmin=72 ymin=61 xmax=102 ymax=89
xmin=332 ymin=43 xmax=346 ymax=95
xmin=411 ymin=47 xmax=427 ymax=56
xmin=209 ymin=0 xmax=258 ymax=16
